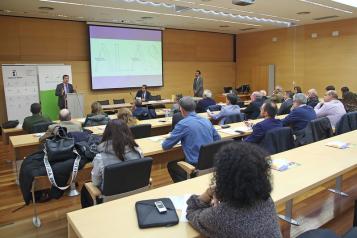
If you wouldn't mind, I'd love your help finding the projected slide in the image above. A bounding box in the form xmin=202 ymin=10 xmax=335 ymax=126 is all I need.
xmin=89 ymin=25 xmax=163 ymax=90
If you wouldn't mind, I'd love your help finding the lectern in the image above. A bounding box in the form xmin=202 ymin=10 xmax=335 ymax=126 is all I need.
xmin=66 ymin=93 xmax=84 ymax=118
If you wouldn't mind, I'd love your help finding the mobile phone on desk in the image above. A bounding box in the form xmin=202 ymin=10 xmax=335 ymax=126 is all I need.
xmin=221 ymin=125 xmax=230 ymax=129
xmin=158 ymin=120 xmax=167 ymax=122
xmin=154 ymin=201 xmax=167 ymax=213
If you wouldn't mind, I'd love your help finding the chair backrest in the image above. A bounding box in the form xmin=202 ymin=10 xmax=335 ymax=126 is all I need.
xmin=150 ymin=95 xmax=161 ymax=101
xmin=113 ymin=98 xmax=125 ymax=104
xmin=97 ymin=100 xmax=110 ymax=105
xmin=336 ymin=112 xmax=357 ymax=135
xmin=224 ymin=113 xmax=243 ymax=124
xmin=207 ymin=104 xmax=221 ymax=112
xmin=130 ymin=124 xmax=151 ymax=139
xmin=310 ymin=117 xmax=333 ymax=142
xmin=102 ymin=157 xmax=153 ymax=197
xmin=30 ymin=121 xmax=53 ymax=133
xmin=259 ymin=127 xmax=295 ymax=155
xmin=172 ymin=112 xmax=184 ymax=131
xmin=197 ymin=139 xmax=235 ymax=171
xmin=223 ymin=87 xmax=232 ymax=93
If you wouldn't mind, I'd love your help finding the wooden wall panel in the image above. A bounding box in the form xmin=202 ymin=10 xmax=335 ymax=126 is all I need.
xmin=237 ymin=18 xmax=357 ymax=96
xmin=0 ymin=16 xmax=235 ymax=123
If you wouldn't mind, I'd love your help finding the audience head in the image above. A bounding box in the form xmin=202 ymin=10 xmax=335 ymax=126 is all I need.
xmin=30 ymin=103 xmax=42 ymax=115
xmin=293 ymin=93 xmax=307 ymax=107
xmin=324 ymin=90 xmax=338 ymax=102
xmin=175 ymin=94 xmax=183 ymax=102
xmin=260 ymin=90 xmax=267 ymax=97
xmin=117 ymin=108 xmax=136 ymax=125
xmin=275 ymin=85 xmax=283 ymax=93
xmin=62 ymin=75 xmax=69 ymax=84
xmin=226 ymin=93 xmax=238 ymax=105
xmin=341 ymin=86 xmax=349 ymax=98
xmin=250 ymin=91 xmax=262 ymax=102
xmin=294 ymin=86 xmax=302 ymax=94
xmin=141 ymin=85 xmax=147 ymax=92
xmin=307 ymin=89 xmax=318 ymax=98
xmin=134 ymin=99 xmax=143 ymax=107
xmin=284 ymin=91 xmax=294 ymax=100
xmin=179 ymin=96 xmax=196 ymax=116
xmin=203 ymin=89 xmax=213 ymax=99
xmin=343 ymin=92 xmax=357 ymax=105
xmin=260 ymin=102 xmax=278 ymax=118
xmin=101 ymin=119 xmax=138 ymax=161
xmin=195 ymin=70 xmax=201 ymax=77
xmin=213 ymin=142 xmax=272 ymax=208
xmin=91 ymin=102 xmax=103 ymax=115
xmin=325 ymin=85 xmax=335 ymax=91
xmin=59 ymin=109 xmax=71 ymax=121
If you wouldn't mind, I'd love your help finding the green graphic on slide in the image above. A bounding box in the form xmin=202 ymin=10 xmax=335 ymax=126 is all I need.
xmin=90 ymin=39 xmax=162 ymax=77
xmin=40 ymin=90 xmax=59 ymax=120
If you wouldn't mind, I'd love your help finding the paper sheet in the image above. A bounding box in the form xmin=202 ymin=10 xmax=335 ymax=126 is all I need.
xmin=169 ymin=194 xmax=192 ymax=222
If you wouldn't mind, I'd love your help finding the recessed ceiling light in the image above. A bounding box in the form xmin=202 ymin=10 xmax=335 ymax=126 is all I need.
xmin=296 ymin=11 xmax=311 ymax=15
xmin=38 ymin=6 xmax=54 ymax=10
xmin=219 ymin=25 xmax=230 ymax=28
xmin=141 ymin=16 xmax=153 ymax=19
xmin=331 ymin=0 xmax=357 ymax=8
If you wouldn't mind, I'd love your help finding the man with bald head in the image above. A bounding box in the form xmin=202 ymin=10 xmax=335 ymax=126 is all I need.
xmin=314 ymin=90 xmax=346 ymax=127
xmin=306 ymin=89 xmax=319 ymax=108
xmin=48 ymin=109 xmax=82 ymax=132
xmin=241 ymin=91 xmax=264 ymax=119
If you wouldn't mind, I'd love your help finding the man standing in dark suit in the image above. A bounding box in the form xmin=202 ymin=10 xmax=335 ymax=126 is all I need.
xmin=55 ymin=75 xmax=74 ymax=109
xmin=193 ymin=70 xmax=203 ymax=97
xmin=135 ymin=84 xmax=151 ymax=101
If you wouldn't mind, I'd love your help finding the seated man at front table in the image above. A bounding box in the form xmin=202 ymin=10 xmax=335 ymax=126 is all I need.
xmin=50 ymin=109 xmax=82 ymax=132
xmin=208 ymin=93 xmax=240 ymax=125
xmin=314 ymin=90 xmax=346 ymax=128
xmin=135 ymin=84 xmax=151 ymax=102
xmin=281 ymin=93 xmax=316 ymax=133
xmin=196 ymin=89 xmax=216 ymax=113
xmin=22 ymin=103 xmax=52 ymax=133
xmin=132 ymin=99 xmax=156 ymax=120
xmin=244 ymin=102 xmax=282 ymax=144
xmin=241 ymin=91 xmax=264 ymax=119
xmin=162 ymin=96 xmax=221 ymax=183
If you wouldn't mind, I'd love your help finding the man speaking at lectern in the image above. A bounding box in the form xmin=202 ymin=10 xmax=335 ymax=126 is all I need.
xmin=55 ymin=75 xmax=74 ymax=109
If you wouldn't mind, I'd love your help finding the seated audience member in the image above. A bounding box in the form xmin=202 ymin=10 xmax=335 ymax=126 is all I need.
xmin=314 ymin=90 xmax=346 ymax=127
xmin=135 ymin=84 xmax=151 ymax=101
xmin=245 ymin=102 xmax=282 ymax=144
xmin=241 ymin=91 xmax=264 ymax=119
xmin=208 ymin=93 xmax=240 ymax=125
xmin=83 ymin=102 xmax=109 ymax=127
xmin=325 ymin=85 xmax=335 ymax=91
xmin=260 ymin=90 xmax=268 ymax=101
xmin=196 ymin=90 xmax=216 ymax=113
xmin=22 ymin=103 xmax=52 ymax=133
xmin=50 ymin=109 xmax=82 ymax=132
xmin=81 ymin=119 xmax=143 ymax=208
xmin=341 ymin=86 xmax=349 ymax=98
xmin=278 ymin=91 xmax=294 ymax=115
xmin=117 ymin=108 xmax=138 ymax=126
xmin=132 ymin=99 xmax=156 ymax=120
xmin=186 ymin=143 xmax=282 ymax=238
xmin=270 ymin=85 xmax=284 ymax=103
xmin=170 ymin=94 xmax=183 ymax=115
xmin=162 ymin=97 xmax=221 ymax=183
xmin=306 ymin=89 xmax=320 ymax=108
xmin=294 ymin=86 xmax=302 ymax=94
xmin=342 ymin=91 xmax=357 ymax=112
xmin=281 ymin=93 xmax=316 ymax=133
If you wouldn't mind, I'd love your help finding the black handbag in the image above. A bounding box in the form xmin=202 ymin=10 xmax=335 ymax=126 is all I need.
xmin=135 ymin=198 xmax=179 ymax=228
xmin=45 ymin=126 xmax=75 ymax=162
xmin=2 ymin=120 xmax=19 ymax=129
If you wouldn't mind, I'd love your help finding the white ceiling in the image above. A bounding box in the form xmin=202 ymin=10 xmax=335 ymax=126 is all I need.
xmin=0 ymin=0 xmax=356 ymax=34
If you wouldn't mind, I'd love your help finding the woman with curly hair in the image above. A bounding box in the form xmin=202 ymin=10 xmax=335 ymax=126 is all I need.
xmin=117 ymin=108 xmax=138 ymax=126
xmin=186 ymin=142 xmax=281 ymax=238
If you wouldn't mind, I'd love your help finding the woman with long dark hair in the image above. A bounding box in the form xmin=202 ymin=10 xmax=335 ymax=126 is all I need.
xmin=186 ymin=142 xmax=282 ymax=238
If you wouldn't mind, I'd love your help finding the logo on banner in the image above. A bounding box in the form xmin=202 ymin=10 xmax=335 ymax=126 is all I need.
xmin=12 ymin=70 xmax=17 ymax=77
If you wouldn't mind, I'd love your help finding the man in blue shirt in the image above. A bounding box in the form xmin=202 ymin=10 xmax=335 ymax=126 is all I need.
xmin=162 ymin=96 xmax=221 ymax=182
xmin=245 ymin=102 xmax=283 ymax=144
xmin=208 ymin=93 xmax=241 ymax=125
xmin=282 ymin=93 xmax=316 ymax=133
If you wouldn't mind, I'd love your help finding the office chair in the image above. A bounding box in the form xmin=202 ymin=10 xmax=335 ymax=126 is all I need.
xmin=130 ymin=124 xmax=151 ymax=139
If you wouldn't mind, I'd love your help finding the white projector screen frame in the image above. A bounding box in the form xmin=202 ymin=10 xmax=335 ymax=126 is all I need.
xmin=88 ymin=25 xmax=164 ymax=90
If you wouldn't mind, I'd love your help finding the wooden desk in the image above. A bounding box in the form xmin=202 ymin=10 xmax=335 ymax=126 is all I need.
xmin=101 ymin=103 xmax=132 ymax=111
xmin=67 ymin=131 xmax=357 ymax=238
xmin=2 ymin=125 xmax=25 ymax=145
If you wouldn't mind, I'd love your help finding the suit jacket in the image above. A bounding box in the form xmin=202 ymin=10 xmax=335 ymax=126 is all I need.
xmin=211 ymin=104 xmax=241 ymax=125
xmin=282 ymin=105 xmax=316 ymax=132
xmin=196 ymin=98 xmax=216 ymax=113
xmin=135 ymin=90 xmax=151 ymax=101
xmin=244 ymin=118 xmax=283 ymax=144
xmin=22 ymin=114 xmax=52 ymax=133
xmin=241 ymin=99 xmax=264 ymax=119
xmin=193 ymin=76 xmax=203 ymax=97
xmin=278 ymin=98 xmax=293 ymax=115
xmin=55 ymin=83 xmax=74 ymax=109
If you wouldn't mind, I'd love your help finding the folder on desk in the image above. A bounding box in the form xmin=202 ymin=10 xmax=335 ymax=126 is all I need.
xmin=135 ymin=198 xmax=179 ymax=228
